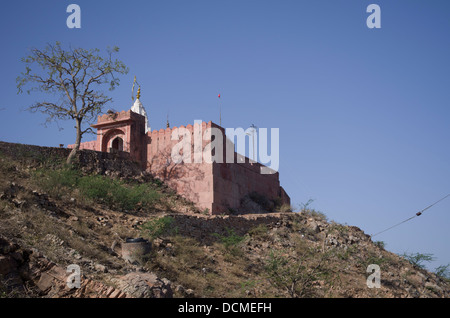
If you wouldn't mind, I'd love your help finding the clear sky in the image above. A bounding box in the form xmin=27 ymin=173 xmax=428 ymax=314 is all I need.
xmin=0 ymin=1 xmax=449 ymax=271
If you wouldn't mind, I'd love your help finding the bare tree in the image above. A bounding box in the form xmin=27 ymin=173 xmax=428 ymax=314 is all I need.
xmin=16 ymin=41 xmax=129 ymax=164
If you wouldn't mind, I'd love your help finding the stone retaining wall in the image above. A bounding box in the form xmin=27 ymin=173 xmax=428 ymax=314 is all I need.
xmin=168 ymin=212 xmax=294 ymax=244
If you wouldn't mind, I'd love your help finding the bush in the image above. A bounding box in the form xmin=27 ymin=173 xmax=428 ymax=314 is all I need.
xmin=305 ymin=209 xmax=327 ymax=221
xmin=401 ymin=252 xmax=435 ymax=269
xmin=32 ymin=167 xmax=160 ymax=211
xmin=435 ymin=264 xmax=450 ymax=281
xmin=374 ymin=241 xmax=386 ymax=249
xmin=213 ymin=228 xmax=245 ymax=250
xmin=78 ymin=175 xmax=112 ymax=201
xmin=108 ymin=182 xmax=160 ymax=211
xmin=364 ymin=253 xmax=389 ymax=267
xmin=32 ymin=168 xmax=80 ymax=199
xmin=141 ymin=216 xmax=176 ymax=241
xmin=265 ymin=249 xmax=318 ymax=298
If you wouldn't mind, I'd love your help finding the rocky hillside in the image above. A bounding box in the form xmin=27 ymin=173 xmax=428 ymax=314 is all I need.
xmin=0 ymin=141 xmax=448 ymax=298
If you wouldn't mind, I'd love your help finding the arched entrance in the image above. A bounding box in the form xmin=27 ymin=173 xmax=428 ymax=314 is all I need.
xmin=111 ymin=136 xmax=124 ymax=152
xmin=101 ymin=128 xmax=125 ymax=153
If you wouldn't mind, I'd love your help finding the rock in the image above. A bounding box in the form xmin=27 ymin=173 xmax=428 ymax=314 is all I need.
xmin=36 ymin=272 xmax=57 ymax=293
xmin=326 ymin=235 xmax=339 ymax=247
xmin=44 ymin=234 xmax=65 ymax=246
xmin=94 ymin=263 xmax=108 ymax=273
xmin=402 ymin=267 xmax=411 ymax=274
xmin=109 ymin=289 xmax=122 ymax=298
xmin=425 ymin=282 xmax=443 ymax=293
xmin=113 ymin=272 xmax=173 ymax=298
xmin=11 ymin=198 xmax=25 ymax=208
xmin=110 ymin=240 xmax=119 ymax=255
xmin=417 ymin=272 xmax=427 ymax=281
xmin=175 ymin=285 xmax=185 ymax=295
xmin=309 ymin=221 xmax=320 ymax=233
xmin=346 ymin=235 xmax=360 ymax=245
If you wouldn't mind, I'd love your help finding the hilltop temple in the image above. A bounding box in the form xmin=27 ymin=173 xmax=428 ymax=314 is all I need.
xmin=69 ymin=87 xmax=290 ymax=214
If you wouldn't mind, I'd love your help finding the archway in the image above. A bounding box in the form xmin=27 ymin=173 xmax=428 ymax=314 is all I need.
xmin=111 ymin=137 xmax=124 ymax=152
xmin=101 ymin=128 xmax=125 ymax=153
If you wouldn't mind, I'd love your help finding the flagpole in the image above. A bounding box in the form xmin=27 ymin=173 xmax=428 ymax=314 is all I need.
xmin=218 ymin=93 xmax=222 ymax=126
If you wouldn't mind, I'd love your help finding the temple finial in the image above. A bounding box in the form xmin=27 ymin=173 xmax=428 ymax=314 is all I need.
xmin=136 ymin=86 xmax=141 ymax=100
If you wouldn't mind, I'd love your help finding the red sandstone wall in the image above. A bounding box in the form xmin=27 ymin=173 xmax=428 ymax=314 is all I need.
xmin=145 ymin=121 xmax=289 ymax=214
xmin=146 ymin=122 xmax=215 ymax=213
xmin=206 ymin=122 xmax=288 ymax=214
xmin=212 ymin=161 xmax=282 ymax=213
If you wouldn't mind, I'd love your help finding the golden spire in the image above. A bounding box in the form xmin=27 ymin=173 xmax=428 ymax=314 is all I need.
xmin=136 ymin=86 xmax=141 ymax=100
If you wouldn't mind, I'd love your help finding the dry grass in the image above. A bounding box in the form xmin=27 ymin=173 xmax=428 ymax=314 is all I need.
xmin=144 ymin=235 xmax=264 ymax=298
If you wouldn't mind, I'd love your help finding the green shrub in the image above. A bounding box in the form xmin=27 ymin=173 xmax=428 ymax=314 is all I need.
xmin=401 ymin=252 xmax=435 ymax=269
xmin=141 ymin=216 xmax=176 ymax=241
xmin=264 ymin=250 xmax=310 ymax=298
xmin=78 ymin=174 xmax=112 ymax=201
xmin=364 ymin=254 xmax=388 ymax=267
xmin=213 ymin=228 xmax=245 ymax=250
xmin=152 ymin=178 xmax=163 ymax=187
xmin=32 ymin=168 xmax=160 ymax=211
xmin=202 ymin=208 xmax=210 ymax=215
xmin=435 ymin=264 xmax=450 ymax=281
xmin=306 ymin=209 xmax=327 ymax=221
xmin=32 ymin=168 xmax=80 ymax=199
xmin=109 ymin=182 xmax=159 ymax=211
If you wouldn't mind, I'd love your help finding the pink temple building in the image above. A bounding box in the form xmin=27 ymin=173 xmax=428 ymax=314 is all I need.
xmin=69 ymin=88 xmax=290 ymax=214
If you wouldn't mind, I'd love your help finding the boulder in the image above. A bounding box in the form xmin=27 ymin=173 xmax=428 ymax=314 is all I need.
xmin=113 ymin=272 xmax=173 ymax=298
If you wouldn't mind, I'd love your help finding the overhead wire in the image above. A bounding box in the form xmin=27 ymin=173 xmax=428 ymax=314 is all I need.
xmin=370 ymin=193 xmax=450 ymax=238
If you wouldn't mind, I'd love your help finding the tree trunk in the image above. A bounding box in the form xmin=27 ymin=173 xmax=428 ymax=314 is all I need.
xmin=67 ymin=118 xmax=82 ymax=165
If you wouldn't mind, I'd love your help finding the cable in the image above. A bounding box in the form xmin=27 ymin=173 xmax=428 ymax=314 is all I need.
xmin=370 ymin=193 xmax=450 ymax=238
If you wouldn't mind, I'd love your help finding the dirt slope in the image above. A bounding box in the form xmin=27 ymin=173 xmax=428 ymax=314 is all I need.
xmin=0 ymin=141 xmax=448 ymax=298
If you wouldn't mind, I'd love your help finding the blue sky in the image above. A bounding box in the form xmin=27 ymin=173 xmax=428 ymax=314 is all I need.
xmin=0 ymin=1 xmax=449 ymax=271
